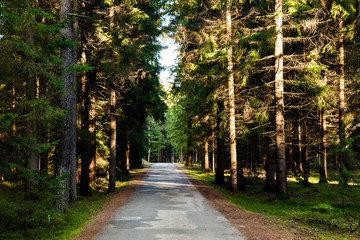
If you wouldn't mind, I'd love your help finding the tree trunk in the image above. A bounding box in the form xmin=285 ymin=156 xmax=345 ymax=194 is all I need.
xmin=108 ymin=87 xmax=116 ymax=193
xmin=302 ymin=122 xmax=310 ymax=187
xmin=204 ymin=141 xmax=209 ymax=170
xmin=68 ymin=0 xmax=78 ymax=203
xmin=226 ymin=0 xmax=237 ymax=192
xmin=79 ymin=44 xmax=91 ymax=197
xmin=55 ymin=0 xmax=76 ymax=212
xmin=338 ymin=18 xmax=347 ymax=185
xmin=265 ymin=136 xmax=276 ymax=192
xmin=214 ymin=101 xmax=224 ymax=185
xmin=147 ymin=126 xmax=151 ymax=162
xmin=26 ymin=4 xmax=39 ymax=188
xmin=288 ymin=123 xmax=295 ymax=174
xmin=88 ymin=76 xmax=96 ymax=184
xmin=237 ymin=141 xmax=246 ymax=191
xmin=296 ymin=119 xmax=303 ymax=174
xmin=212 ymin=126 xmax=216 ymax=174
xmin=126 ymin=139 xmax=130 ymax=171
xmin=274 ymin=0 xmax=287 ymax=197
xmin=180 ymin=147 xmax=183 ymax=163
xmin=319 ymin=73 xmax=328 ymax=183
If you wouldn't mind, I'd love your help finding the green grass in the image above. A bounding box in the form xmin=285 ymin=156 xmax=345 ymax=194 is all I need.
xmin=181 ymin=165 xmax=360 ymax=240
xmin=0 ymin=170 xmax=140 ymax=240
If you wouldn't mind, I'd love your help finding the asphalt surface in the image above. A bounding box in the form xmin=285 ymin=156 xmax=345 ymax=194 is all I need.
xmin=95 ymin=163 xmax=245 ymax=240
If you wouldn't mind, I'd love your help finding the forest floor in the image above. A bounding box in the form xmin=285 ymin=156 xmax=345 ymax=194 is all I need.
xmin=74 ymin=163 xmax=360 ymax=240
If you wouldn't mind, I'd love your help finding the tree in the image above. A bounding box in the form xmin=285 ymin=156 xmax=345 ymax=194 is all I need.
xmin=274 ymin=0 xmax=288 ymax=197
xmin=55 ymin=0 xmax=77 ymax=212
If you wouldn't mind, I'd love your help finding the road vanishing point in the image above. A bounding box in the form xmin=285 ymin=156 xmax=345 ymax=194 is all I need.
xmin=95 ymin=163 xmax=245 ymax=240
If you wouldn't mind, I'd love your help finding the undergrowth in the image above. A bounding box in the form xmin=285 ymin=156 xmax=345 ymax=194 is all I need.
xmin=0 ymin=170 xmax=138 ymax=240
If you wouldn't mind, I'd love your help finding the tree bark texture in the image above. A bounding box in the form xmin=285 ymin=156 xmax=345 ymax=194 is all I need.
xmin=204 ymin=141 xmax=209 ymax=170
xmin=302 ymin=122 xmax=310 ymax=187
xmin=338 ymin=18 xmax=348 ymax=184
xmin=80 ymin=45 xmax=91 ymax=197
xmin=319 ymin=73 xmax=328 ymax=183
xmin=265 ymin=137 xmax=276 ymax=192
xmin=226 ymin=1 xmax=237 ymax=192
xmin=88 ymin=78 xmax=96 ymax=184
xmin=69 ymin=0 xmax=79 ymax=204
xmin=55 ymin=0 xmax=76 ymax=212
xmin=26 ymin=4 xmax=39 ymax=188
xmin=274 ymin=0 xmax=287 ymax=197
xmin=214 ymin=101 xmax=224 ymax=185
xmin=108 ymin=87 xmax=116 ymax=193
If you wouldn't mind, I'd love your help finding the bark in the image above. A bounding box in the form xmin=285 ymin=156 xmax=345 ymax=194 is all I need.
xmin=226 ymin=0 xmax=237 ymax=192
xmin=265 ymin=137 xmax=276 ymax=192
xmin=319 ymin=73 xmax=328 ymax=183
xmin=214 ymin=101 xmax=224 ymax=185
xmin=126 ymin=140 xmax=130 ymax=171
xmin=108 ymin=87 xmax=116 ymax=193
xmin=250 ymin=134 xmax=257 ymax=173
xmin=212 ymin=126 xmax=216 ymax=174
xmin=79 ymin=44 xmax=91 ymax=197
xmin=338 ymin=18 xmax=348 ymax=184
xmin=69 ymin=0 xmax=79 ymax=204
xmin=26 ymin=4 xmax=39 ymax=188
xmin=274 ymin=0 xmax=287 ymax=197
xmin=296 ymin=119 xmax=303 ymax=174
xmin=288 ymin=123 xmax=295 ymax=174
xmin=180 ymin=147 xmax=183 ymax=163
xmin=55 ymin=0 xmax=76 ymax=212
xmin=204 ymin=141 xmax=210 ymax=170
xmin=88 ymin=78 xmax=96 ymax=184
xmin=302 ymin=122 xmax=310 ymax=187
xmin=237 ymin=141 xmax=246 ymax=191
xmin=147 ymin=126 xmax=151 ymax=162
xmin=186 ymin=115 xmax=192 ymax=167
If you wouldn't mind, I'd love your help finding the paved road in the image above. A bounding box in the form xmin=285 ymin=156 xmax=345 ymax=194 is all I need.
xmin=95 ymin=163 xmax=245 ymax=240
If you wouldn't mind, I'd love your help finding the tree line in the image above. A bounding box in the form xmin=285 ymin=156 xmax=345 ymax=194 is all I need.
xmin=165 ymin=0 xmax=360 ymax=197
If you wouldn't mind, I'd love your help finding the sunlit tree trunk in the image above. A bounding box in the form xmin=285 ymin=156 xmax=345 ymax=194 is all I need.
xmin=204 ymin=140 xmax=209 ymax=170
xmin=274 ymin=0 xmax=287 ymax=197
xmin=56 ymin=0 xmax=76 ymax=212
xmin=126 ymin=140 xmax=130 ymax=171
xmin=338 ymin=18 xmax=347 ymax=185
xmin=226 ymin=0 xmax=237 ymax=192
xmin=80 ymin=43 xmax=91 ymax=196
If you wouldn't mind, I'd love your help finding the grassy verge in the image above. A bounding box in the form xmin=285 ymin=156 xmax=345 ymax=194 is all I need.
xmin=0 ymin=169 xmax=140 ymax=240
xmin=180 ymin=164 xmax=360 ymax=240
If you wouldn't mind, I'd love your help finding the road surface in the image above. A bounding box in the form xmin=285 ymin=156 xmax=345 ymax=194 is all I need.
xmin=95 ymin=163 xmax=245 ymax=240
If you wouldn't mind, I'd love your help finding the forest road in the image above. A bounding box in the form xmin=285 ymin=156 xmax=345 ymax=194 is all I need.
xmin=95 ymin=163 xmax=245 ymax=240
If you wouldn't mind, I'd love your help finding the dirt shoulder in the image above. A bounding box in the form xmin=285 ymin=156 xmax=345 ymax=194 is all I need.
xmin=75 ymin=167 xmax=149 ymax=240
